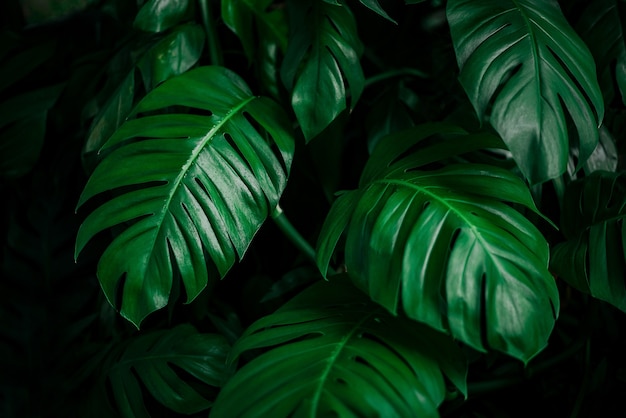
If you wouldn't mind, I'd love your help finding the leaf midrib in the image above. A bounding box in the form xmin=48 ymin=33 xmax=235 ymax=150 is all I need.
xmin=146 ymin=95 xmax=257 ymax=267
xmin=510 ymin=0 xmax=542 ymax=124
xmin=309 ymin=310 xmax=375 ymax=416
xmin=376 ymin=177 xmax=512 ymax=274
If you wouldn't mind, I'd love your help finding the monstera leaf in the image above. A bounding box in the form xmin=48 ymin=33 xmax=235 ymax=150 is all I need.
xmin=551 ymin=171 xmax=626 ymax=311
xmin=211 ymin=277 xmax=467 ymax=418
xmin=447 ymin=0 xmax=604 ymax=184
xmin=281 ymin=0 xmax=364 ymax=140
xmin=100 ymin=325 xmax=229 ymax=417
xmin=317 ymin=123 xmax=559 ymax=362
xmin=75 ymin=66 xmax=295 ymax=327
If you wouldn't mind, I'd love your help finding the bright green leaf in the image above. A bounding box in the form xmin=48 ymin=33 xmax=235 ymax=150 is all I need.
xmin=551 ymin=171 xmax=626 ymax=311
xmin=317 ymin=124 xmax=559 ymax=362
xmin=75 ymin=66 xmax=295 ymax=327
xmin=281 ymin=0 xmax=364 ymax=141
xmin=447 ymin=0 xmax=604 ymax=184
xmin=211 ymin=277 xmax=467 ymax=418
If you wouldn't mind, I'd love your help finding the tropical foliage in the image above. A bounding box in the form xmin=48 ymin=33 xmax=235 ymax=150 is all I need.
xmin=2 ymin=0 xmax=626 ymax=417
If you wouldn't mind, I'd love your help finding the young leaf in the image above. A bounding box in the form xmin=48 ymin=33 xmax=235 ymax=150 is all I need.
xmin=281 ymin=0 xmax=364 ymax=141
xmin=317 ymin=124 xmax=559 ymax=362
xmin=551 ymin=171 xmax=626 ymax=312
xmin=75 ymin=66 xmax=295 ymax=327
xmin=211 ymin=277 xmax=467 ymax=418
xmin=447 ymin=0 xmax=604 ymax=184
xmin=103 ymin=325 xmax=229 ymax=417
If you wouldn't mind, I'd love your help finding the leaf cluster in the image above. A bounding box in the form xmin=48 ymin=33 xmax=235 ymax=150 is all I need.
xmin=2 ymin=0 xmax=626 ymax=417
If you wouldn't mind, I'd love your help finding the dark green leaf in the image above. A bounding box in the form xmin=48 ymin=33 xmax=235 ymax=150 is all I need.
xmin=576 ymin=0 xmax=626 ymax=106
xmin=75 ymin=66 xmax=295 ymax=327
xmin=0 ymin=84 xmax=65 ymax=179
xmin=222 ymin=0 xmax=288 ymax=62
xmin=551 ymin=171 xmax=626 ymax=311
xmin=84 ymin=24 xmax=205 ymax=165
xmin=447 ymin=0 xmax=604 ymax=184
xmin=105 ymin=325 xmax=229 ymax=417
xmin=134 ymin=0 xmax=192 ymax=33
xmin=0 ymin=40 xmax=56 ymax=95
xmin=137 ymin=23 xmax=205 ymax=90
xmin=211 ymin=278 xmax=467 ymax=418
xmin=281 ymin=0 xmax=364 ymax=141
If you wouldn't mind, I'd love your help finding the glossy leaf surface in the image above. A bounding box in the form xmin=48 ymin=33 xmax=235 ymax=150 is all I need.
xmin=134 ymin=0 xmax=192 ymax=33
xmin=317 ymin=124 xmax=559 ymax=362
xmin=75 ymin=66 xmax=295 ymax=327
xmin=281 ymin=0 xmax=364 ymax=140
xmin=551 ymin=171 xmax=626 ymax=311
xmin=211 ymin=278 xmax=467 ymax=418
xmin=447 ymin=0 xmax=604 ymax=184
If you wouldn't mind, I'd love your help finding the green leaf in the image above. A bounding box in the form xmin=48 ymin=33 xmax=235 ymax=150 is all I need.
xmin=317 ymin=124 xmax=559 ymax=362
xmin=281 ymin=0 xmax=364 ymax=141
xmin=75 ymin=66 xmax=295 ymax=327
xmin=222 ymin=0 xmax=288 ymax=62
xmin=137 ymin=23 xmax=205 ymax=90
xmin=447 ymin=0 xmax=604 ymax=184
xmin=211 ymin=277 xmax=467 ymax=418
xmin=551 ymin=171 xmax=626 ymax=311
xmin=134 ymin=0 xmax=192 ymax=33
xmin=105 ymin=325 xmax=229 ymax=417
xmin=84 ymin=23 xmax=205 ymax=171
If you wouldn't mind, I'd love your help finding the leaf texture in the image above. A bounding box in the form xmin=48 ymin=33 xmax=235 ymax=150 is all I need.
xmin=551 ymin=171 xmax=626 ymax=311
xmin=281 ymin=0 xmax=364 ymax=140
xmin=211 ymin=277 xmax=467 ymax=418
xmin=447 ymin=0 xmax=604 ymax=184
xmin=75 ymin=66 xmax=295 ymax=327
xmin=105 ymin=325 xmax=229 ymax=417
xmin=317 ymin=124 xmax=559 ymax=362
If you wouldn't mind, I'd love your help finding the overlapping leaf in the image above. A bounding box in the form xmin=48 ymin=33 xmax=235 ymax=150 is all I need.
xmin=281 ymin=0 xmax=364 ymax=140
xmin=102 ymin=325 xmax=229 ymax=418
xmin=551 ymin=171 xmax=626 ymax=311
xmin=317 ymin=124 xmax=559 ymax=362
xmin=211 ymin=277 xmax=467 ymax=418
xmin=222 ymin=0 xmax=288 ymax=62
xmin=75 ymin=66 xmax=295 ymax=327
xmin=83 ymin=23 xmax=205 ymax=169
xmin=447 ymin=0 xmax=604 ymax=184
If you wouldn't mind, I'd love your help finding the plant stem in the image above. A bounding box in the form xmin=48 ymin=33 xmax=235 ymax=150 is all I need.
xmin=272 ymin=205 xmax=317 ymax=267
xmin=199 ymin=0 xmax=223 ymax=66
xmin=364 ymin=68 xmax=429 ymax=89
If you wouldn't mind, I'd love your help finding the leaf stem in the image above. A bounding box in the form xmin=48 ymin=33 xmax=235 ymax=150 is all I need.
xmin=364 ymin=68 xmax=429 ymax=89
xmin=199 ymin=0 xmax=223 ymax=66
xmin=272 ymin=205 xmax=317 ymax=266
